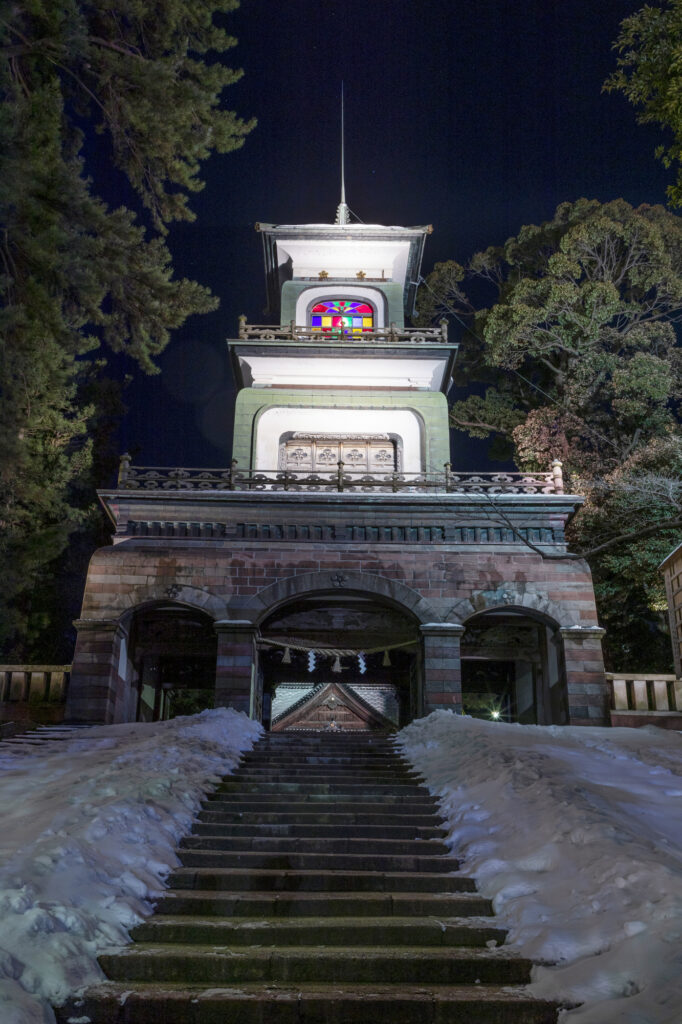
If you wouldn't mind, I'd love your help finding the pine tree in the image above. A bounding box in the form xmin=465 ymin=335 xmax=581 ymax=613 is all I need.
xmin=0 ymin=1 xmax=254 ymax=657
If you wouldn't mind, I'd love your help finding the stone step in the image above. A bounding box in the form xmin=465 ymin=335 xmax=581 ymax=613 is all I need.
xmin=232 ymin=761 xmax=413 ymax=770
xmin=177 ymin=849 xmax=456 ymax=873
xmin=215 ymin=780 xmax=432 ymax=795
xmin=57 ymin=982 xmax=562 ymax=1024
xmin=227 ymin=769 xmax=422 ymax=782
xmin=254 ymin=736 xmax=395 ymax=745
xmin=192 ymin=821 xmax=446 ymax=839
xmin=154 ymin=890 xmax=494 ymax=918
xmin=99 ymin=943 xmax=534 ymax=986
xmin=168 ymin=867 xmax=473 ymax=893
xmin=203 ymin=795 xmax=438 ymax=812
xmin=132 ymin=914 xmax=508 ymax=948
xmin=179 ymin=835 xmax=450 ymax=856
xmin=197 ymin=809 xmax=443 ymax=827
xmin=239 ymin=754 xmax=411 ymax=766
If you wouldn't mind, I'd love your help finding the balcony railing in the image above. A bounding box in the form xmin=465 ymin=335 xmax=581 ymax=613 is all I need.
xmin=236 ymin=317 xmax=450 ymax=344
xmin=117 ymin=457 xmax=566 ymax=495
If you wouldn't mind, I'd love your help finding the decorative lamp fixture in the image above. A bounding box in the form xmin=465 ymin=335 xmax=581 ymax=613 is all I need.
xmin=281 ymin=646 xmax=291 ymax=665
xmin=332 ymin=654 xmax=343 ymax=673
xmin=382 ymin=650 xmax=391 ymax=667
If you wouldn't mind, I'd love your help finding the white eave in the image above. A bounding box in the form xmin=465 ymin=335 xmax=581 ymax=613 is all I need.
xmin=235 ymin=353 xmax=451 ymax=392
xmin=257 ymin=222 xmax=431 ymax=318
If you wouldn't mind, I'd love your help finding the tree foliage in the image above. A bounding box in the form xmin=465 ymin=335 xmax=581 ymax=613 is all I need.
xmin=419 ymin=198 xmax=682 ymax=477
xmin=605 ymin=0 xmax=682 ymax=209
xmin=417 ymin=199 xmax=682 ymax=669
xmin=0 ymin=1 xmax=253 ymax=658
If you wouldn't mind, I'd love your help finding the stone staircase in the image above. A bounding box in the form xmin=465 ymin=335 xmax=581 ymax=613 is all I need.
xmin=0 ymin=722 xmax=92 ymax=755
xmin=57 ymin=732 xmax=561 ymax=1023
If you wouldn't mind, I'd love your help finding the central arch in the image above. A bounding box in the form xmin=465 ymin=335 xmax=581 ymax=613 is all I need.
xmin=241 ymin=570 xmax=441 ymax=627
xmin=241 ymin=573 xmax=436 ymax=731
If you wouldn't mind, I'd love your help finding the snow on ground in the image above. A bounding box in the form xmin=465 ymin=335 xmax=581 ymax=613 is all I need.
xmin=0 ymin=708 xmax=262 ymax=1024
xmin=2 ymin=706 xmax=680 ymax=1024
xmin=399 ymin=711 xmax=682 ymax=1024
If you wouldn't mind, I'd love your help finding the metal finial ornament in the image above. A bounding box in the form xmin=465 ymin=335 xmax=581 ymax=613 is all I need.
xmin=335 ymin=82 xmax=350 ymax=225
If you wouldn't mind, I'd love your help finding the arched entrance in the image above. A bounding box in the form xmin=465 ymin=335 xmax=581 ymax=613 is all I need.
xmin=256 ymin=592 xmax=421 ymax=731
xmin=460 ymin=609 xmax=568 ymax=725
xmin=127 ymin=604 xmax=217 ymax=721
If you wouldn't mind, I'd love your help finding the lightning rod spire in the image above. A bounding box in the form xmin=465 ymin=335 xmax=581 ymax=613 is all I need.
xmin=335 ymin=82 xmax=350 ymax=225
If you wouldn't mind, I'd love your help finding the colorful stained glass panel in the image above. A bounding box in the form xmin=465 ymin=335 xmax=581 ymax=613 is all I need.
xmin=310 ymin=300 xmax=374 ymax=334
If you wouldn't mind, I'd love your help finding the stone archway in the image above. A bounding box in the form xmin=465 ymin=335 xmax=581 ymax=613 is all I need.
xmin=126 ymin=603 xmax=218 ymax=722
xmin=237 ymin=570 xmax=442 ymax=629
xmin=116 ymin=584 xmax=227 ymax=621
xmin=255 ymin=589 xmax=424 ymax=731
xmin=459 ymin=606 xmax=568 ymax=725
xmin=68 ymin=597 xmax=221 ymax=724
xmin=447 ymin=585 xmax=573 ymax=629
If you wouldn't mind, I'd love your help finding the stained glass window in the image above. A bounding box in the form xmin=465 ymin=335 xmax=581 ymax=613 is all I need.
xmin=310 ymin=299 xmax=374 ymax=334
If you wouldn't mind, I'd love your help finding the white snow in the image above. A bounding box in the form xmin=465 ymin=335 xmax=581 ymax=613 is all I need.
xmin=0 ymin=708 xmax=262 ymax=1024
xmin=2 ymin=706 xmax=681 ymax=1023
xmin=398 ymin=711 xmax=682 ymax=1024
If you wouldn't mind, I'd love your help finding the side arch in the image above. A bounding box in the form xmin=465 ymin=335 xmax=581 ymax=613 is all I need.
xmin=114 ymin=584 xmax=227 ymax=622
xmin=447 ymin=584 xmax=574 ymax=629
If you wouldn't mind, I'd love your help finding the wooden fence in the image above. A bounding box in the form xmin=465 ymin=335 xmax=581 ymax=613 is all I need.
xmin=0 ymin=666 xmax=70 ymax=724
xmin=607 ymin=672 xmax=682 ymax=724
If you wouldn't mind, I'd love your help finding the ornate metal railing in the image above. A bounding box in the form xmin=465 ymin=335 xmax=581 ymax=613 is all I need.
xmin=116 ymin=456 xmax=566 ymax=495
xmin=236 ymin=317 xmax=449 ymax=344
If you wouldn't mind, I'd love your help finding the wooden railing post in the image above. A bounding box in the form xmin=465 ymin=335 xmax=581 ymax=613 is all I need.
xmin=229 ymin=459 xmax=238 ymax=491
xmin=444 ymin=462 xmax=452 ymax=492
xmin=337 ymin=460 xmax=345 ymax=492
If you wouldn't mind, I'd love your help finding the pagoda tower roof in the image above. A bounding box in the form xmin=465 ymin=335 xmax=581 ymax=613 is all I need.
xmin=256 ymin=221 xmax=432 ymax=319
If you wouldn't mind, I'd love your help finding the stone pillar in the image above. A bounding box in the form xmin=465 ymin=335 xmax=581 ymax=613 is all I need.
xmin=420 ymin=622 xmax=465 ymax=715
xmin=560 ymin=626 xmax=609 ymax=726
xmin=67 ymin=618 xmax=127 ymax=723
xmin=214 ymin=620 xmax=257 ymax=717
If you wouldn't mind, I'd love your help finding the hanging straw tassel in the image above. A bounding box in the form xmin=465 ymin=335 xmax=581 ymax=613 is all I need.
xmin=382 ymin=650 xmax=391 ymax=667
xmin=332 ymin=654 xmax=342 ymax=673
xmin=282 ymin=646 xmax=291 ymax=664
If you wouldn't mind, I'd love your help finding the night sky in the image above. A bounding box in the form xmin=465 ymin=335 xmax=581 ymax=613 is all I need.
xmin=114 ymin=0 xmax=671 ymax=475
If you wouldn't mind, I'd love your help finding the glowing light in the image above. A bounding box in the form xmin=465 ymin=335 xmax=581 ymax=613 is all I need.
xmin=490 ymin=709 xmax=501 ymax=720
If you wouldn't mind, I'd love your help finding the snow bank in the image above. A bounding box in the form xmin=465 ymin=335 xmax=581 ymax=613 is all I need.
xmin=0 ymin=708 xmax=262 ymax=1024
xmin=398 ymin=711 xmax=682 ymax=1024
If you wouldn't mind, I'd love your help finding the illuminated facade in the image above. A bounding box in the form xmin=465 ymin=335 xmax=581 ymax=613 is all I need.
xmin=67 ymin=204 xmax=609 ymax=729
